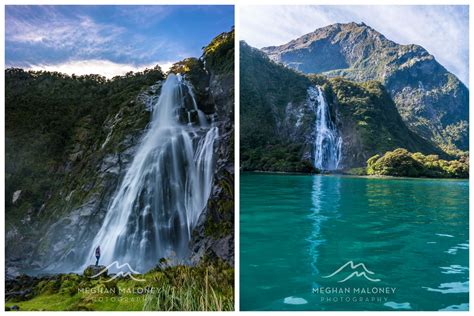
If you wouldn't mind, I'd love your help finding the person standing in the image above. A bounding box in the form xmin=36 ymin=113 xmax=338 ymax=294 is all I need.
xmin=95 ymin=246 xmax=101 ymax=266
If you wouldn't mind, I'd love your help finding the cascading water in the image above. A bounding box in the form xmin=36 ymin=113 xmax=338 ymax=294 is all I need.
xmin=310 ymin=86 xmax=342 ymax=171
xmin=81 ymin=74 xmax=218 ymax=273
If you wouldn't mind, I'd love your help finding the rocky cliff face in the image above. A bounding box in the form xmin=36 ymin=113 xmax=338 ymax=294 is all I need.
xmin=190 ymin=69 xmax=234 ymax=266
xmin=262 ymin=22 xmax=469 ymax=152
xmin=6 ymin=30 xmax=235 ymax=275
xmin=190 ymin=30 xmax=235 ymax=266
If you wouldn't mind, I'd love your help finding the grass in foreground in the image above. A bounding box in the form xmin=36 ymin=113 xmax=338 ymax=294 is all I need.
xmin=6 ymin=259 xmax=234 ymax=311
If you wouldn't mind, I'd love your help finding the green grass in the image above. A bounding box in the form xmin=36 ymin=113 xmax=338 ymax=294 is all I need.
xmin=143 ymin=265 xmax=233 ymax=311
xmin=6 ymin=261 xmax=234 ymax=311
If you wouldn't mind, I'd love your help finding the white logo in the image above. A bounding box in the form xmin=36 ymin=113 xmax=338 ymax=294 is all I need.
xmin=90 ymin=261 xmax=146 ymax=282
xmin=322 ymin=261 xmax=381 ymax=283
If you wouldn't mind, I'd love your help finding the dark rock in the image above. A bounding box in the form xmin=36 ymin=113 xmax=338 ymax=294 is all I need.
xmin=83 ymin=265 xmax=107 ymax=278
xmin=190 ymin=56 xmax=235 ymax=266
xmin=183 ymin=88 xmax=196 ymax=111
xmin=188 ymin=110 xmax=199 ymax=124
xmin=5 ymin=273 xmax=41 ymax=302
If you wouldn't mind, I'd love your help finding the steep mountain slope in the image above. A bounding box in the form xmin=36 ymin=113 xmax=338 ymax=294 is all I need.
xmin=262 ymin=22 xmax=469 ymax=152
xmin=240 ymin=42 xmax=314 ymax=172
xmin=240 ymin=41 xmax=444 ymax=171
xmin=6 ymin=30 xmax=234 ymax=275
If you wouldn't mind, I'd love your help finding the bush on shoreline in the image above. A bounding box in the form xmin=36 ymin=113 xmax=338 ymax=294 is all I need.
xmin=367 ymin=148 xmax=468 ymax=178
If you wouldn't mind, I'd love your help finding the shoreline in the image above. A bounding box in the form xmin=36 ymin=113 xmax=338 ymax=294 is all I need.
xmin=240 ymin=170 xmax=469 ymax=181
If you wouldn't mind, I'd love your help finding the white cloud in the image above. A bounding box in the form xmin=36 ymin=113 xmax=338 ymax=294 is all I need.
xmin=24 ymin=59 xmax=174 ymax=78
xmin=241 ymin=5 xmax=469 ymax=85
xmin=6 ymin=6 xmax=195 ymax=76
xmin=115 ymin=6 xmax=173 ymax=27
xmin=6 ymin=8 xmax=126 ymax=57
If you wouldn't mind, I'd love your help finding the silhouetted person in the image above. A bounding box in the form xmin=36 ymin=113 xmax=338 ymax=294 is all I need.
xmin=95 ymin=246 xmax=101 ymax=266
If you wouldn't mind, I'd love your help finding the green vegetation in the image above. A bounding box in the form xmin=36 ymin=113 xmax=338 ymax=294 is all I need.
xmin=204 ymin=170 xmax=234 ymax=238
xmin=345 ymin=167 xmax=367 ymax=176
xmin=168 ymin=28 xmax=234 ymax=111
xmin=169 ymin=57 xmax=206 ymax=79
xmin=240 ymin=41 xmax=446 ymax=171
xmin=169 ymin=57 xmax=209 ymax=107
xmin=6 ymin=260 xmax=233 ymax=311
xmin=241 ymin=144 xmax=316 ymax=173
xmin=5 ymin=67 xmax=164 ymax=223
xmin=203 ymin=28 xmax=235 ymax=75
xmin=367 ymin=148 xmax=468 ymax=178
xmin=326 ymin=78 xmax=445 ymax=165
xmin=143 ymin=259 xmax=234 ymax=311
xmin=240 ymin=41 xmax=315 ymax=172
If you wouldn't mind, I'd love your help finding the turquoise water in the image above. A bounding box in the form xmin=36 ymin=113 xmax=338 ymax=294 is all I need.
xmin=240 ymin=173 xmax=469 ymax=311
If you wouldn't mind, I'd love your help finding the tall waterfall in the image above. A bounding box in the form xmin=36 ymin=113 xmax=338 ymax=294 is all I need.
xmin=310 ymin=86 xmax=342 ymax=171
xmin=82 ymin=74 xmax=218 ymax=273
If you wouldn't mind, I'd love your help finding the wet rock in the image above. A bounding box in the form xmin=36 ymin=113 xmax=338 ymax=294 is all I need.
xmin=177 ymin=107 xmax=187 ymax=124
xmin=69 ymin=150 xmax=83 ymax=162
xmin=6 ymin=268 xmax=20 ymax=280
xmin=100 ymin=153 xmax=120 ymax=174
xmin=188 ymin=110 xmax=199 ymax=124
xmin=83 ymin=265 xmax=108 ymax=278
xmin=210 ymin=234 xmax=234 ymax=261
xmin=12 ymin=190 xmax=21 ymax=204
xmin=183 ymin=88 xmax=196 ymax=111
xmin=190 ymin=65 xmax=235 ymax=266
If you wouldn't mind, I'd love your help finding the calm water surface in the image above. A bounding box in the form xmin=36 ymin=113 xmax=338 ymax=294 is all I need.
xmin=240 ymin=173 xmax=469 ymax=311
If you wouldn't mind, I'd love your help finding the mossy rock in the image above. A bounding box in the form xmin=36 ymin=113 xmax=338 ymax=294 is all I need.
xmin=83 ymin=265 xmax=108 ymax=278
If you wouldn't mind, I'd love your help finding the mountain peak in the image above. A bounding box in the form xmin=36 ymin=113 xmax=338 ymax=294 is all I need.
xmin=261 ymin=22 xmax=400 ymax=73
xmin=259 ymin=23 xmax=468 ymax=152
xmin=264 ymin=22 xmax=386 ymax=53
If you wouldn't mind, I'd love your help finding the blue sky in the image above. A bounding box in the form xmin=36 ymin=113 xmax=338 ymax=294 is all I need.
xmin=241 ymin=5 xmax=469 ymax=86
xmin=6 ymin=5 xmax=234 ymax=77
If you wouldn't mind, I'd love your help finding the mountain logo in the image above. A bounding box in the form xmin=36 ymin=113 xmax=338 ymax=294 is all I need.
xmin=90 ymin=261 xmax=146 ymax=282
xmin=322 ymin=261 xmax=381 ymax=283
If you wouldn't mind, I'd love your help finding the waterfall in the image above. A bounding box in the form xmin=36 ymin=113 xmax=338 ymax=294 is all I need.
xmin=310 ymin=86 xmax=342 ymax=171
xmin=81 ymin=74 xmax=218 ymax=273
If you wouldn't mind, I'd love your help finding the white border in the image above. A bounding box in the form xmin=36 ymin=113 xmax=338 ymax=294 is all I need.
xmin=1 ymin=0 xmax=472 ymax=315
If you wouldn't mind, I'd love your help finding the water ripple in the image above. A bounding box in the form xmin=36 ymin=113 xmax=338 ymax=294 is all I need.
xmin=423 ymin=281 xmax=469 ymax=294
